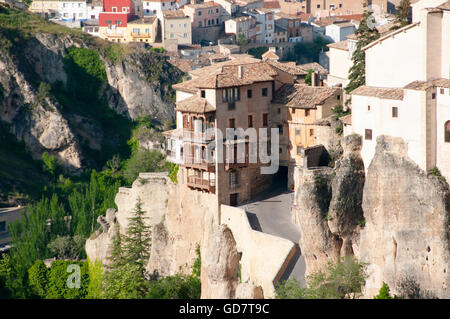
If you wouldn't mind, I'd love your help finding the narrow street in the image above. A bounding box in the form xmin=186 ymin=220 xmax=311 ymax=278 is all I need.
xmin=240 ymin=187 xmax=306 ymax=288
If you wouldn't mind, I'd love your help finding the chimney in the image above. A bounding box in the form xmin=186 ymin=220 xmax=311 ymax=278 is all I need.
xmin=311 ymin=72 xmax=317 ymax=87
xmin=238 ymin=65 xmax=243 ymax=79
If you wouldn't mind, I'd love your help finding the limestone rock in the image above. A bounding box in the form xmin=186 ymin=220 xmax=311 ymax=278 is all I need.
xmin=235 ymin=283 xmax=264 ymax=299
xmin=201 ymin=224 xmax=239 ymax=299
xmin=359 ymin=135 xmax=450 ymax=299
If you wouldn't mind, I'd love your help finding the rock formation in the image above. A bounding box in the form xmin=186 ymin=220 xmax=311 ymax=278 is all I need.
xmin=293 ymin=134 xmax=365 ymax=277
xmin=293 ymin=134 xmax=449 ymax=298
xmin=359 ymin=135 xmax=449 ymax=298
xmin=0 ymin=30 xmax=181 ymax=172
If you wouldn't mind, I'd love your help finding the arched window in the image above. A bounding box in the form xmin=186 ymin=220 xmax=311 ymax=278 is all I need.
xmin=445 ymin=121 xmax=450 ymax=143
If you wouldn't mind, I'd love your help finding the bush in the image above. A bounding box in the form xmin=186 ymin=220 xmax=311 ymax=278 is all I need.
xmin=275 ymin=278 xmax=308 ymax=299
xmin=28 ymin=260 xmax=48 ymax=298
xmin=374 ymin=281 xmax=393 ymax=299
xmin=146 ymin=274 xmax=201 ymax=299
xmin=45 ymin=260 xmax=89 ymax=299
xmin=47 ymin=235 xmax=85 ymax=260
xmin=123 ymin=149 xmax=166 ymax=184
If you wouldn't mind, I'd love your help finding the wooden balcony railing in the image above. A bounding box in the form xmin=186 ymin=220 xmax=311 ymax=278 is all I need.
xmin=186 ymin=176 xmax=215 ymax=193
xmin=183 ymin=156 xmax=215 ymax=171
xmin=225 ymin=154 xmax=249 ymax=170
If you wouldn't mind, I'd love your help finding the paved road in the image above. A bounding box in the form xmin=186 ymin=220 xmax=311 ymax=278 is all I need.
xmin=240 ymin=190 xmax=307 ymax=287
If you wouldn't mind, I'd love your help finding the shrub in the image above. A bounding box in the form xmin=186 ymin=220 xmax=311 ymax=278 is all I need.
xmin=47 ymin=235 xmax=85 ymax=260
xmin=123 ymin=149 xmax=166 ymax=184
xmin=28 ymin=260 xmax=48 ymax=298
xmin=374 ymin=281 xmax=393 ymax=299
xmin=275 ymin=278 xmax=308 ymax=299
xmin=146 ymin=274 xmax=201 ymax=299
xmin=45 ymin=260 xmax=89 ymax=299
xmin=192 ymin=244 xmax=201 ymax=278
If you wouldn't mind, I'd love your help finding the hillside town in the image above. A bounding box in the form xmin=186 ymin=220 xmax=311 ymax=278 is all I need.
xmin=0 ymin=0 xmax=449 ymax=304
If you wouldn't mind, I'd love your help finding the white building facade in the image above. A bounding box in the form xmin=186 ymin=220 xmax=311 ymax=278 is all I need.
xmin=58 ymin=0 xmax=88 ymax=21
xmin=349 ymin=2 xmax=450 ymax=182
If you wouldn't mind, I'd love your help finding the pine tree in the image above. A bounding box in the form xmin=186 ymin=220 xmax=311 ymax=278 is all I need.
xmin=105 ymin=223 xmax=124 ymax=271
xmin=122 ymin=197 xmax=152 ymax=277
xmin=374 ymin=281 xmax=393 ymax=299
xmin=345 ymin=10 xmax=380 ymax=94
xmin=391 ymin=0 xmax=412 ymax=30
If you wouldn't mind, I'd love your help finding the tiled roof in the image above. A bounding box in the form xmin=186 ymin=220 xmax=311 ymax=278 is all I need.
xmin=340 ymin=114 xmax=352 ymax=125
xmin=363 ymin=22 xmax=420 ymax=51
xmin=163 ymin=10 xmax=187 ymax=18
xmin=128 ymin=16 xmax=157 ymax=24
xmin=327 ymin=40 xmax=349 ymax=51
xmin=350 ymin=86 xmax=404 ymax=100
xmin=264 ymin=1 xmax=280 ymax=9
xmin=176 ymin=95 xmax=216 ymax=113
xmin=185 ymin=2 xmax=220 ymax=9
xmin=298 ymin=62 xmax=328 ymax=74
xmin=273 ymin=84 xmax=340 ymax=108
xmin=337 ymin=14 xmax=363 ymax=21
xmin=188 ymin=56 xmax=261 ymax=78
xmin=438 ymin=1 xmax=450 ymax=10
xmin=266 ymin=60 xmax=308 ymax=76
xmin=175 ymin=61 xmax=278 ymax=90
xmin=313 ymin=16 xmax=348 ymax=27
xmin=404 ymin=78 xmax=450 ymax=90
xmin=261 ymin=50 xmax=279 ymax=60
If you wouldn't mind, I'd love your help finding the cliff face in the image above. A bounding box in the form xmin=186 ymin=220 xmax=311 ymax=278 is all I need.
xmin=292 ymin=134 xmax=365 ymax=277
xmin=359 ymin=136 xmax=450 ymax=298
xmin=293 ymin=134 xmax=449 ymax=298
xmin=0 ymin=29 xmax=181 ymax=172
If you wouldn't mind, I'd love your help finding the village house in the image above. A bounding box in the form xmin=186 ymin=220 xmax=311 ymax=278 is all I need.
xmin=183 ymin=1 xmax=223 ymax=43
xmin=58 ymin=0 xmax=88 ymax=21
xmin=246 ymin=7 xmax=275 ymax=43
xmin=348 ymin=1 xmax=450 ymax=182
xmin=142 ymin=0 xmax=176 ymax=20
xmin=29 ymin=0 xmax=59 ymax=18
xmin=162 ymin=10 xmax=192 ymax=47
xmin=98 ymin=0 xmax=135 ymax=42
xmin=274 ymin=12 xmax=313 ymax=42
xmin=225 ymin=15 xmax=258 ymax=43
xmin=324 ymin=20 xmax=356 ymax=42
xmin=86 ymin=0 xmax=103 ymax=20
xmin=272 ymin=82 xmax=342 ymax=186
xmin=126 ymin=15 xmax=158 ymax=42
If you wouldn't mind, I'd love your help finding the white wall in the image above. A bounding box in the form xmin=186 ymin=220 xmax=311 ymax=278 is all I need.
xmin=327 ymin=46 xmax=352 ymax=87
xmin=411 ymin=0 xmax=447 ymax=22
xmin=436 ymin=86 xmax=450 ymax=183
xmin=365 ymin=25 xmax=424 ymax=88
xmin=351 ymin=91 xmax=428 ymax=172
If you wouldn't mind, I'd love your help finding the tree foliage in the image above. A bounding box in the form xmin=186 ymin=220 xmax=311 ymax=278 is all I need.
xmin=45 ymin=260 xmax=89 ymax=299
xmin=374 ymin=281 xmax=393 ymax=299
xmin=276 ymin=256 xmax=367 ymax=299
xmin=28 ymin=260 xmax=48 ymax=298
xmin=47 ymin=235 xmax=85 ymax=260
xmin=345 ymin=10 xmax=380 ymax=94
xmin=146 ymin=274 xmax=201 ymax=299
xmin=391 ymin=0 xmax=412 ymax=30
xmin=123 ymin=149 xmax=166 ymax=184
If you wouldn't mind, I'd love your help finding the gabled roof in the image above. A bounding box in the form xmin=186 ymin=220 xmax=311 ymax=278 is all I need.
xmin=273 ymin=84 xmax=340 ymax=109
xmin=266 ymin=60 xmax=308 ymax=76
xmin=350 ymin=86 xmax=404 ymax=100
xmin=176 ymin=95 xmax=215 ymax=113
xmin=404 ymin=78 xmax=450 ymax=90
xmin=327 ymin=40 xmax=349 ymax=51
xmin=261 ymin=50 xmax=280 ymax=61
xmin=298 ymin=62 xmax=328 ymax=74
xmin=362 ymin=22 xmax=420 ymax=51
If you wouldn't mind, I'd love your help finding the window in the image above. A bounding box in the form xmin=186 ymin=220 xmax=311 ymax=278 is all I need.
xmin=122 ymin=7 xmax=127 ymax=12
xmin=229 ymin=118 xmax=235 ymax=128
xmin=201 ymin=90 xmax=205 ymax=98
xmin=216 ymin=18 xmax=219 ymax=24
xmin=106 ymin=20 xmax=112 ymax=24
xmin=305 ymin=109 xmax=310 ymax=117
xmin=170 ymin=24 xmax=174 ymax=28
xmin=145 ymin=28 xmax=150 ymax=33
xmin=277 ymin=108 xmax=281 ymax=114
xmin=367 ymin=105 xmax=371 ymax=111
xmin=112 ymin=7 xmax=117 ymax=12
xmin=247 ymin=89 xmax=252 ymax=98
xmin=432 ymin=93 xmax=436 ymax=99
xmin=0 ymin=221 xmax=5 ymax=232
xmin=278 ymin=124 xmax=283 ymax=135
xmin=199 ymin=21 xmax=202 ymax=27
xmin=229 ymin=171 xmax=239 ymax=188
xmin=262 ymin=113 xmax=268 ymax=127
xmin=216 ymin=8 xmax=219 ymax=13
xmin=223 ymin=87 xmax=240 ymax=102
xmin=365 ymin=129 xmax=372 ymax=140
xmin=262 ymin=88 xmax=268 ymax=97
xmin=170 ymin=33 xmax=174 ymax=38
xmin=184 ymin=33 xmax=187 ymax=38
xmin=296 ymin=145 xmax=302 ymax=155
xmin=248 ymin=115 xmax=253 ymax=127
xmin=133 ymin=28 xmax=140 ymax=35
xmin=198 ymin=11 xmax=202 ymax=16
xmin=445 ymin=121 xmax=450 ymax=143
xmin=441 ymin=88 xmax=445 ymax=94
xmin=392 ymin=107 xmax=398 ymax=118
xmin=295 ymin=128 xmax=300 ymax=136
xmin=309 ymin=129 xmax=314 ymax=136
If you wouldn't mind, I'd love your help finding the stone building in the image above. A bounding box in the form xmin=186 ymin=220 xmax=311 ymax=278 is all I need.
xmin=162 ymin=10 xmax=192 ymax=46
xmin=183 ymin=1 xmax=224 ymax=43
xmin=348 ymin=1 xmax=450 ymax=182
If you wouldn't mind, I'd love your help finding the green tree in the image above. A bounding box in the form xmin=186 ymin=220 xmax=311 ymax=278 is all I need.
xmin=87 ymin=258 xmax=103 ymax=299
xmin=28 ymin=260 xmax=49 ymax=298
xmin=0 ymin=254 xmax=13 ymax=298
xmin=345 ymin=10 xmax=380 ymax=94
xmin=122 ymin=198 xmax=152 ymax=275
xmin=47 ymin=235 xmax=85 ymax=260
xmin=45 ymin=260 xmax=89 ymax=299
xmin=146 ymin=274 xmax=201 ymax=299
xmin=102 ymin=263 xmax=149 ymax=299
xmin=275 ymin=278 xmax=308 ymax=299
xmin=374 ymin=281 xmax=393 ymax=299
xmin=41 ymin=152 xmax=61 ymax=179
xmin=237 ymin=34 xmax=248 ymax=47
xmin=305 ymin=69 xmax=313 ymax=85
xmin=391 ymin=0 xmax=412 ymax=30
xmin=123 ymin=149 xmax=166 ymax=184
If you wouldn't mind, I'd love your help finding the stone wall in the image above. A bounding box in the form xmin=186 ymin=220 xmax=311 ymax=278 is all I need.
xmin=220 ymin=205 xmax=296 ymax=298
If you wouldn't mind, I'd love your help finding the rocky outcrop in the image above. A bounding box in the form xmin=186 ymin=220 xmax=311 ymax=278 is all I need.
xmin=292 ymin=134 xmax=366 ymax=277
xmin=0 ymin=29 xmax=181 ymax=172
xmin=359 ymin=135 xmax=450 ymax=299
xmin=201 ymin=224 xmax=240 ymax=299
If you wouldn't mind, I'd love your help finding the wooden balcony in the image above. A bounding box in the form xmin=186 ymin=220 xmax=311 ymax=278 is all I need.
xmin=186 ymin=176 xmax=215 ymax=193
xmin=131 ymin=32 xmax=151 ymax=38
xmin=184 ymin=156 xmax=215 ymax=172
xmin=225 ymin=154 xmax=249 ymax=171
xmin=182 ymin=129 xmax=215 ymax=142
